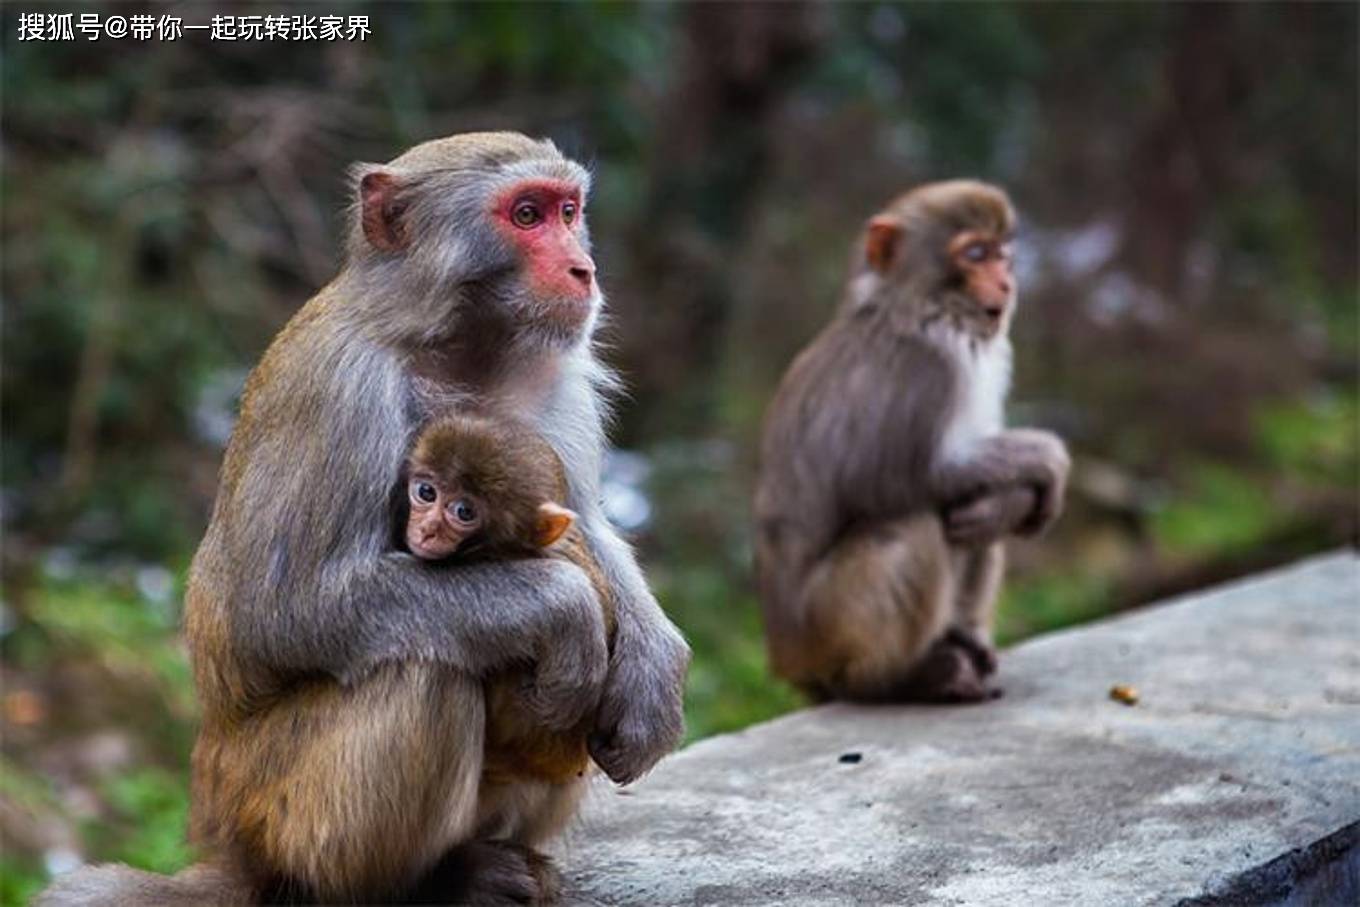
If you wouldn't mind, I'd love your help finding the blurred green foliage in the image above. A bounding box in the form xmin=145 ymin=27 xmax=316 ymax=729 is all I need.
xmin=1152 ymin=463 xmax=1278 ymax=559
xmin=1 ymin=2 xmax=1355 ymax=897
xmin=996 ymin=572 xmax=1113 ymax=646
xmin=1254 ymin=392 xmax=1359 ymax=487
xmin=89 ymin=768 xmax=193 ymax=874
xmin=0 ymin=758 xmax=58 ymax=904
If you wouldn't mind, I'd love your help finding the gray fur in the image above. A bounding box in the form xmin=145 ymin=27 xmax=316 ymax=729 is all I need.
xmin=754 ymin=181 xmax=1068 ymax=701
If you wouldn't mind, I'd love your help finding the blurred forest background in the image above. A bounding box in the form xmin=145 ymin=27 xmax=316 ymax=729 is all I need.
xmin=1 ymin=2 xmax=1356 ymax=901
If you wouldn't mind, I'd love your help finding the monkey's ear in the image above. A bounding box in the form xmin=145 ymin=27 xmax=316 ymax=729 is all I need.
xmin=533 ymin=503 xmax=576 ymax=548
xmin=358 ymin=169 xmax=409 ymax=252
xmin=864 ymin=215 xmax=903 ymax=274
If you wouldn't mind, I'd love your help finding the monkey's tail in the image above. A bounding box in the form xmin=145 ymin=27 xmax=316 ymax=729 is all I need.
xmin=34 ymin=861 xmax=253 ymax=907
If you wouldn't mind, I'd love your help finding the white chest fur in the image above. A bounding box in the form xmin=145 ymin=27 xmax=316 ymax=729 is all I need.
xmin=938 ymin=334 xmax=1012 ymax=462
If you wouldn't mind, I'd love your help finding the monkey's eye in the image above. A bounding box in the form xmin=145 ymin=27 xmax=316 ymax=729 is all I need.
xmin=512 ymin=201 xmax=543 ymax=229
xmin=561 ymin=201 xmax=578 ymax=225
xmin=962 ymin=242 xmax=990 ymax=263
xmin=451 ymin=499 xmax=478 ymax=524
xmin=411 ymin=481 xmax=438 ymax=505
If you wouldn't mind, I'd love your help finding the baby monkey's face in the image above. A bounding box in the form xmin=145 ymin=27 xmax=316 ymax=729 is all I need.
xmin=406 ymin=473 xmax=485 ymax=560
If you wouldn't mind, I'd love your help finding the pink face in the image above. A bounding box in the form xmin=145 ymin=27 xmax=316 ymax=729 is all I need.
xmin=406 ymin=474 xmax=484 ymax=560
xmin=492 ymin=179 xmax=596 ymax=331
xmin=948 ymin=230 xmax=1016 ymax=327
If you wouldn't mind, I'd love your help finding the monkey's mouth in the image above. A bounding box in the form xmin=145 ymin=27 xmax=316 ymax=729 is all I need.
xmin=408 ymin=536 xmax=458 ymax=561
xmin=538 ymin=295 xmax=596 ymax=338
xmin=977 ymin=299 xmax=1011 ymax=332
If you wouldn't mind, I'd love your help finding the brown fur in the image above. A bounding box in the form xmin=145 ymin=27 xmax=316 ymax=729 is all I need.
xmin=404 ymin=414 xmax=619 ymax=786
xmin=755 ymin=180 xmax=1068 ymax=704
xmin=407 ymin=414 xmax=574 ymax=558
xmin=482 ymin=524 xmax=617 ymax=786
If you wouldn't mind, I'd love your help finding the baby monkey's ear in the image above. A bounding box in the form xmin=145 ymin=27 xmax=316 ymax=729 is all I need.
xmin=533 ymin=503 xmax=577 ymax=548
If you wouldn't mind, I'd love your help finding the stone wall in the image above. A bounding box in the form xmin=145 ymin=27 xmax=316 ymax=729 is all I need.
xmin=560 ymin=552 xmax=1360 ymax=906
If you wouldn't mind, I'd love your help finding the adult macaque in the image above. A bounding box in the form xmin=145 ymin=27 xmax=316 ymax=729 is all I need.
xmin=402 ymin=413 xmax=618 ymax=790
xmin=40 ymin=133 xmax=689 ymax=906
xmin=754 ymin=180 xmax=1069 ymax=704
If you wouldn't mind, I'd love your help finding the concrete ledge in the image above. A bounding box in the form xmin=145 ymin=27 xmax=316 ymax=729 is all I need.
xmin=560 ymin=552 xmax=1360 ymax=905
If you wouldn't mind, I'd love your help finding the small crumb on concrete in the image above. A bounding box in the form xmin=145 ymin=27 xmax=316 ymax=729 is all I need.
xmin=1110 ymin=684 xmax=1140 ymax=706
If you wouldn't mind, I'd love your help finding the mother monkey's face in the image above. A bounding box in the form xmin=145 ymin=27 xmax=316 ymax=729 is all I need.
xmin=351 ymin=132 xmax=602 ymax=350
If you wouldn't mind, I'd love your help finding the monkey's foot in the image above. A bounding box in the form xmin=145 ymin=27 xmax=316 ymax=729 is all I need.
xmin=405 ymin=841 xmax=560 ymax=905
xmin=945 ymin=626 xmax=999 ymax=677
xmin=521 ymin=847 xmax=562 ymax=904
xmin=895 ymin=637 xmax=1001 ymax=704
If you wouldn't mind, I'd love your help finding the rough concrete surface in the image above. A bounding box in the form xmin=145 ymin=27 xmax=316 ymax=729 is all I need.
xmin=557 ymin=552 xmax=1360 ymax=906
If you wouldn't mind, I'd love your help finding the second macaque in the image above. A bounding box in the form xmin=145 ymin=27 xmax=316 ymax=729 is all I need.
xmin=755 ymin=180 xmax=1070 ymax=704
xmin=403 ymin=413 xmax=617 ymax=790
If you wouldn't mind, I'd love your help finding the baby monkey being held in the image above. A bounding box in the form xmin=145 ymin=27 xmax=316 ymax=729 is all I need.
xmin=404 ymin=414 xmax=616 ymax=789
xmin=405 ymin=415 xmax=578 ymax=563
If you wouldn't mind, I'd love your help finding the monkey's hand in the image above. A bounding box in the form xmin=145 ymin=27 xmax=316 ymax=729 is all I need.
xmin=935 ymin=428 xmax=1065 ymax=498
xmin=944 ymin=486 xmax=1038 ymax=547
xmin=525 ymin=560 xmax=611 ymax=732
xmin=938 ymin=429 xmax=1069 ymax=540
xmin=1008 ymin=429 xmax=1070 ymax=536
xmin=589 ymin=602 xmax=691 ymax=785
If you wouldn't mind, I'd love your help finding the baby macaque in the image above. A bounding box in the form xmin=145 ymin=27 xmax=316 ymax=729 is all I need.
xmin=404 ymin=414 xmax=616 ymax=791
xmin=405 ymin=414 xmax=578 ymax=563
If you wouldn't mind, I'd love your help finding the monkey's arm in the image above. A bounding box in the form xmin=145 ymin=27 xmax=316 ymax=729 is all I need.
xmin=234 ymin=550 xmax=609 ymax=731
xmin=576 ymin=510 xmax=690 ymax=785
xmin=931 ymin=429 xmax=1070 ymax=537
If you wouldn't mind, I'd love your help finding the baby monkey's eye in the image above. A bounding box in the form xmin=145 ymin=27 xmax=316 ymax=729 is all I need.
xmin=561 ymin=201 xmax=578 ymax=225
xmin=411 ymin=481 xmax=438 ymax=505
xmin=451 ymin=500 xmax=478 ymax=524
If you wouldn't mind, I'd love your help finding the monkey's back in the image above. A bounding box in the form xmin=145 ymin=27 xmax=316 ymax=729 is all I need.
xmin=753 ymin=310 xmax=954 ymax=600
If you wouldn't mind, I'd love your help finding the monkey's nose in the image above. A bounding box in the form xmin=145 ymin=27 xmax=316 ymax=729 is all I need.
xmin=568 ymin=262 xmax=594 ymax=290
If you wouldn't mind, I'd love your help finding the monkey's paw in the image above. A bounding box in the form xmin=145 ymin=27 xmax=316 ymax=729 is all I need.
xmin=424 ymin=841 xmax=560 ymax=906
xmin=589 ymin=620 xmax=691 ymax=785
xmin=525 ymin=562 xmax=610 ymax=733
xmin=898 ymin=635 xmax=1002 ymax=704
xmin=944 ymin=626 xmax=999 ymax=677
xmin=944 ymin=486 xmax=1038 ymax=546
